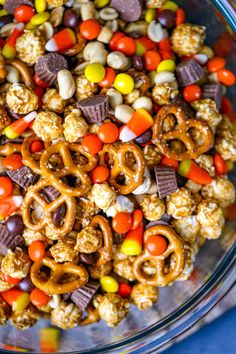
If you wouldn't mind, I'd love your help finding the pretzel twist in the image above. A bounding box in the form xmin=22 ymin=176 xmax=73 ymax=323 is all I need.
xmin=0 ymin=143 xmax=22 ymax=156
xmin=90 ymin=215 xmax=113 ymax=266
xmin=30 ymin=257 xmax=89 ymax=295
xmin=22 ymin=134 xmax=50 ymax=174
xmin=21 ymin=178 xmax=76 ymax=237
xmin=133 ymin=225 xmax=185 ymax=286
xmin=40 ymin=141 xmax=97 ymax=197
xmin=6 ymin=59 xmax=35 ymax=88
xmin=152 ymin=105 xmax=214 ymax=161
xmin=99 ymin=143 xmax=145 ymax=194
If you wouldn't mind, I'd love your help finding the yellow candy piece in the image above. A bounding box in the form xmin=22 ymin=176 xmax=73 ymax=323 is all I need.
xmin=2 ymin=45 xmax=16 ymax=59
xmin=35 ymin=0 xmax=47 ymax=13
xmin=100 ymin=276 xmax=119 ymax=293
xmin=94 ymin=0 xmax=110 ymax=8
xmin=0 ymin=9 xmax=8 ymax=17
xmin=25 ymin=23 xmax=36 ymax=29
xmin=162 ymin=1 xmax=179 ymax=12
xmin=30 ymin=12 xmax=50 ymax=26
xmin=0 ymin=0 xmax=5 ymax=5
xmin=121 ymin=239 xmax=142 ymax=256
xmin=13 ymin=293 xmax=30 ymax=312
xmin=157 ymin=59 xmax=176 ymax=73
xmin=85 ymin=63 xmax=105 ymax=83
xmin=114 ymin=73 xmax=134 ymax=95
xmin=145 ymin=8 xmax=156 ymax=23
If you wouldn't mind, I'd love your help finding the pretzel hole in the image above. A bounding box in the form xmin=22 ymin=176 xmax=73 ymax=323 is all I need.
xmin=52 ymin=204 xmax=66 ymax=226
xmin=48 ymin=153 xmax=64 ymax=171
xmin=31 ymin=202 xmax=45 ymax=223
xmin=188 ymin=127 xmax=205 ymax=146
xmin=162 ymin=114 xmax=178 ymax=132
xmin=115 ymin=173 xmax=127 ymax=185
xmin=71 ymin=151 xmax=89 ymax=167
xmin=124 ymin=152 xmax=137 ymax=170
xmin=103 ymin=152 xmax=115 ymax=167
xmin=169 ymin=140 xmax=186 ymax=153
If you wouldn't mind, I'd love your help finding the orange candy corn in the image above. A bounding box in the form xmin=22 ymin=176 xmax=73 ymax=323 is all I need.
xmin=121 ymin=225 xmax=144 ymax=256
xmin=46 ymin=28 xmax=77 ymax=52
xmin=4 ymin=111 xmax=37 ymax=139
xmin=2 ymin=23 xmax=24 ymax=59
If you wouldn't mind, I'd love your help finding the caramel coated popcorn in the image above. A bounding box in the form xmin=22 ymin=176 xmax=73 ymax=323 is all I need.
xmin=172 ymin=216 xmax=200 ymax=244
xmin=201 ymin=177 xmax=235 ymax=207
xmin=106 ymin=195 xmax=134 ymax=218
xmin=167 ymin=188 xmax=195 ymax=219
xmin=197 ymin=199 xmax=224 ymax=240
xmin=75 ymin=75 xmax=98 ymax=100
xmin=140 ymin=194 xmax=165 ymax=221
xmin=51 ymin=302 xmax=82 ymax=330
xmin=130 ymin=283 xmax=158 ymax=310
xmin=9 ymin=305 xmax=39 ymax=331
xmin=23 ymin=228 xmax=47 ymax=246
xmin=63 ymin=109 xmax=88 ymax=142
xmin=90 ymin=183 xmax=116 ymax=211
xmin=94 ymin=294 xmax=129 ymax=327
xmin=152 ymin=81 xmax=179 ymax=105
xmin=33 ymin=111 xmax=63 ymax=141
xmin=89 ymin=261 xmax=112 ymax=280
xmin=43 ymin=89 xmax=67 ymax=114
xmin=0 ymin=106 xmax=11 ymax=134
xmin=195 ymin=155 xmax=215 ymax=177
xmin=16 ymin=30 xmax=45 ymax=65
xmin=215 ymin=135 xmax=236 ymax=162
xmin=171 ymin=23 xmax=206 ymax=56
xmin=1 ymin=248 xmax=31 ymax=279
xmin=113 ymin=256 xmax=136 ymax=281
xmin=143 ymin=145 xmax=162 ymax=169
xmin=200 ymin=224 xmax=224 ymax=240
xmin=176 ymin=243 xmax=195 ymax=281
xmin=192 ymin=99 xmax=222 ymax=131
xmin=146 ymin=0 xmax=166 ymax=8
xmin=76 ymin=226 xmax=103 ymax=253
xmin=6 ymin=84 xmax=38 ymax=114
xmin=50 ymin=236 xmax=77 ymax=262
xmin=0 ymin=297 xmax=10 ymax=325
xmin=77 ymin=195 xmax=100 ymax=227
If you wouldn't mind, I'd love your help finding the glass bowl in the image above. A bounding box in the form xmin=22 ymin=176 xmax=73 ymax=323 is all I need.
xmin=0 ymin=1 xmax=235 ymax=353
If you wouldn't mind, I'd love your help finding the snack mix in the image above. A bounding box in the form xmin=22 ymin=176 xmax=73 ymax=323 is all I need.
xmin=0 ymin=0 xmax=235 ymax=332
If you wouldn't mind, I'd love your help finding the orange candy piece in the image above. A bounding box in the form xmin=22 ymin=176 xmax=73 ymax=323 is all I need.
xmin=3 ymin=154 xmax=23 ymax=170
xmin=28 ymin=241 xmax=45 ymax=262
xmin=207 ymin=57 xmax=226 ymax=73
xmin=183 ymin=84 xmax=202 ymax=103
xmin=80 ymin=19 xmax=101 ymax=40
xmin=0 ymin=176 xmax=14 ymax=199
xmin=112 ymin=212 xmax=133 ymax=234
xmin=30 ymin=288 xmax=51 ymax=307
xmin=217 ymin=69 xmax=236 ymax=86
xmin=90 ymin=165 xmax=109 ymax=183
xmin=98 ymin=122 xmax=119 ymax=143
xmin=145 ymin=235 xmax=168 ymax=256
xmin=82 ymin=134 xmax=103 ymax=155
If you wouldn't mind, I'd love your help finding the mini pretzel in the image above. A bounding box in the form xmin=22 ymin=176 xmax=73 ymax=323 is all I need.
xmin=21 ymin=178 xmax=76 ymax=237
xmin=22 ymin=134 xmax=50 ymax=174
xmin=79 ymin=306 xmax=99 ymax=326
xmin=128 ymin=70 xmax=150 ymax=96
xmin=40 ymin=141 xmax=96 ymax=197
xmin=0 ymin=143 xmax=22 ymax=156
xmin=100 ymin=143 xmax=145 ymax=194
xmin=30 ymin=257 xmax=89 ymax=295
xmin=133 ymin=225 xmax=185 ymax=286
xmin=152 ymin=105 xmax=214 ymax=161
xmin=6 ymin=59 xmax=35 ymax=88
xmin=90 ymin=215 xmax=113 ymax=266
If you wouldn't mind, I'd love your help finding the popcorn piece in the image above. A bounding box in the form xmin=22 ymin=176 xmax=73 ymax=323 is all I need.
xmin=185 ymin=180 xmax=202 ymax=194
xmin=75 ymin=226 xmax=103 ymax=254
xmin=9 ymin=305 xmax=39 ymax=331
xmin=195 ymin=154 xmax=215 ymax=177
xmin=130 ymin=283 xmax=158 ymax=310
xmin=89 ymin=261 xmax=112 ymax=280
xmin=0 ymin=106 xmax=11 ymax=134
xmin=50 ymin=236 xmax=78 ymax=263
xmin=0 ymin=272 xmax=14 ymax=292
xmin=197 ymin=199 xmax=224 ymax=228
xmin=63 ymin=109 xmax=88 ymax=143
xmin=200 ymin=224 xmax=224 ymax=240
xmin=171 ymin=23 xmax=206 ymax=56
xmin=16 ymin=30 xmax=45 ymax=65
xmin=106 ymin=195 xmax=134 ymax=218
xmin=215 ymin=135 xmax=236 ymax=162
xmin=0 ymin=297 xmax=10 ymax=325
xmin=140 ymin=194 xmax=165 ymax=221
xmin=76 ymin=195 xmax=100 ymax=227
xmin=33 ymin=111 xmax=63 ymax=141
xmin=43 ymin=89 xmax=67 ymax=114
xmin=172 ymin=216 xmax=200 ymax=244
xmin=75 ymin=75 xmax=98 ymax=100
xmin=90 ymin=183 xmax=116 ymax=211
xmin=192 ymin=99 xmax=222 ymax=131
xmin=124 ymin=89 xmax=140 ymax=105
xmin=93 ymin=293 xmax=129 ymax=327
xmin=175 ymin=243 xmax=195 ymax=281
xmin=216 ymin=114 xmax=234 ymax=138
xmin=166 ymin=187 xmax=195 ymax=219
xmin=23 ymin=229 xmax=47 ymax=246
xmin=146 ymin=0 xmax=166 ymax=8
xmin=51 ymin=302 xmax=82 ymax=330
xmin=6 ymin=84 xmax=38 ymax=114
xmin=46 ymin=0 xmax=67 ymax=7
xmin=113 ymin=256 xmax=136 ymax=281
xmin=152 ymin=81 xmax=179 ymax=105
xmin=1 ymin=248 xmax=31 ymax=279
xmin=143 ymin=145 xmax=162 ymax=169
xmin=201 ymin=177 xmax=235 ymax=207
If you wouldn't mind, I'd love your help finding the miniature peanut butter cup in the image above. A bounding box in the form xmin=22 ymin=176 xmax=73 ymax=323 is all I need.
xmin=78 ymin=95 xmax=109 ymax=124
xmin=41 ymin=186 xmax=61 ymax=203
xmin=35 ymin=53 xmax=68 ymax=86
xmin=71 ymin=282 xmax=100 ymax=311
xmin=202 ymin=83 xmax=222 ymax=109
xmin=154 ymin=166 xmax=178 ymax=199
xmin=176 ymin=59 xmax=205 ymax=87
xmin=111 ymin=0 xmax=143 ymax=22
xmin=7 ymin=166 xmax=39 ymax=189
xmin=4 ymin=0 xmax=33 ymax=15
xmin=0 ymin=224 xmax=24 ymax=256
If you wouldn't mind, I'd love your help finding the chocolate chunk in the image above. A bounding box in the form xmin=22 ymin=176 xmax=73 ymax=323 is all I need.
xmin=41 ymin=186 xmax=60 ymax=203
xmin=78 ymin=95 xmax=109 ymax=124
xmin=157 ymin=10 xmax=176 ymax=29
xmin=176 ymin=59 xmax=205 ymax=87
xmin=35 ymin=53 xmax=68 ymax=86
xmin=132 ymin=55 xmax=144 ymax=71
xmin=135 ymin=128 xmax=152 ymax=145
xmin=79 ymin=252 xmax=100 ymax=266
xmin=61 ymin=293 xmax=72 ymax=302
xmin=171 ymin=96 xmax=195 ymax=117
xmin=71 ymin=282 xmax=100 ymax=311
xmin=202 ymin=83 xmax=222 ymax=110
xmin=4 ymin=0 xmax=33 ymax=15
xmin=0 ymin=224 xmax=24 ymax=256
xmin=7 ymin=166 xmax=39 ymax=189
xmin=111 ymin=0 xmax=143 ymax=22
xmin=52 ymin=205 xmax=66 ymax=226
xmin=154 ymin=166 xmax=178 ymax=199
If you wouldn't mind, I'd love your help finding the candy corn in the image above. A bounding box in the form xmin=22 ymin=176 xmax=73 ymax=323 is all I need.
xmin=4 ymin=111 xmax=37 ymax=139
xmin=120 ymin=108 xmax=153 ymax=142
xmin=1 ymin=288 xmax=30 ymax=311
xmin=0 ymin=195 xmax=23 ymax=220
xmin=121 ymin=225 xmax=143 ymax=256
xmin=39 ymin=328 xmax=60 ymax=353
xmin=2 ymin=23 xmax=24 ymax=59
xmin=178 ymin=160 xmax=212 ymax=185
xmin=46 ymin=28 xmax=77 ymax=52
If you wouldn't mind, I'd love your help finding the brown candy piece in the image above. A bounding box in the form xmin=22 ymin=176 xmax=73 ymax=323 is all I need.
xmin=0 ymin=224 xmax=24 ymax=256
xmin=176 ymin=59 xmax=205 ymax=87
xmin=7 ymin=166 xmax=39 ymax=189
xmin=154 ymin=166 xmax=178 ymax=199
xmin=78 ymin=95 xmax=109 ymax=124
xmin=202 ymin=83 xmax=222 ymax=110
xmin=35 ymin=53 xmax=68 ymax=86
xmin=4 ymin=0 xmax=33 ymax=15
xmin=71 ymin=282 xmax=100 ymax=311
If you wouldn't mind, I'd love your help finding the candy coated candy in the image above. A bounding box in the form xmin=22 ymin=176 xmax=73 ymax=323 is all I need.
xmin=157 ymin=59 xmax=176 ymax=73
xmin=94 ymin=0 xmax=110 ymax=7
xmin=6 ymin=214 xmax=24 ymax=235
xmin=85 ymin=63 xmax=106 ymax=83
xmin=35 ymin=0 xmax=47 ymax=13
xmin=145 ymin=8 xmax=156 ymax=23
xmin=63 ymin=9 xmax=79 ymax=28
xmin=30 ymin=12 xmax=50 ymax=26
xmin=100 ymin=276 xmax=119 ymax=293
xmin=121 ymin=239 xmax=142 ymax=256
xmin=114 ymin=73 xmax=134 ymax=95
xmin=162 ymin=1 xmax=179 ymax=12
